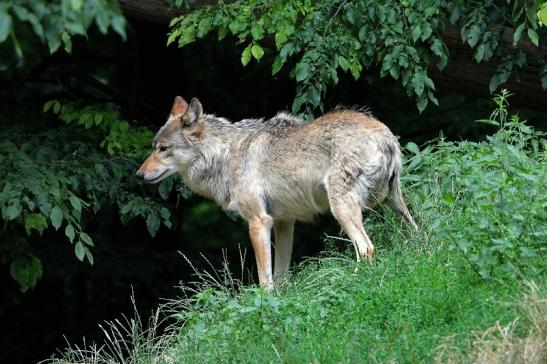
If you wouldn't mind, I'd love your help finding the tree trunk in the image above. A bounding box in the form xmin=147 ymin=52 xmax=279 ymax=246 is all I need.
xmin=118 ymin=0 xmax=546 ymax=111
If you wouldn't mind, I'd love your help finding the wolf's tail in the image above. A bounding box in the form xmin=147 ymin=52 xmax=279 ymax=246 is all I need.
xmin=386 ymin=141 xmax=418 ymax=230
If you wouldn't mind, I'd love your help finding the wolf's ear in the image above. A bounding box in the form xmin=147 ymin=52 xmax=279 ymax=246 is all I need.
xmin=170 ymin=96 xmax=188 ymax=116
xmin=182 ymin=97 xmax=204 ymax=126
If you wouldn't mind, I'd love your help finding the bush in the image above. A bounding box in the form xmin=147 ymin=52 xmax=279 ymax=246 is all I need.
xmin=0 ymin=102 xmax=184 ymax=291
xmin=404 ymin=90 xmax=546 ymax=279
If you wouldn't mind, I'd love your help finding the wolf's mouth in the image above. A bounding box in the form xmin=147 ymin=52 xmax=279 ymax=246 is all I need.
xmin=146 ymin=169 xmax=170 ymax=184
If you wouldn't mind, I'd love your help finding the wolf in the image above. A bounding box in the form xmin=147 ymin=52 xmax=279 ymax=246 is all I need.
xmin=136 ymin=96 xmax=417 ymax=290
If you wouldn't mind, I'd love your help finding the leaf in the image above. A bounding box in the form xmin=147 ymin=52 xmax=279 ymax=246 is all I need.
xmin=69 ymin=195 xmax=82 ymax=212
xmin=489 ymin=66 xmax=512 ymax=93
xmin=467 ymin=24 xmax=481 ymax=47
xmin=45 ymin=23 xmax=62 ymax=53
xmin=250 ymin=23 xmax=264 ymax=40
xmin=50 ymin=206 xmax=63 ymax=230
xmin=66 ymin=22 xmax=86 ymax=36
xmin=197 ymin=18 xmax=212 ymax=37
xmin=84 ymin=116 xmax=94 ymax=129
xmin=3 ymin=203 xmax=22 ymax=221
xmin=24 ymin=213 xmax=48 ymax=236
xmin=338 ymin=56 xmax=350 ymax=71
xmin=167 ymin=30 xmax=179 ymax=46
xmin=358 ymin=26 xmax=368 ymax=41
xmin=430 ymin=39 xmax=448 ymax=70
xmin=425 ymin=6 xmax=437 ymax=17
xmin=53 ymin=101 xmax=61 ymax=114
xmin=120 ymin=202 xmax=133 ymax=215
xmin=271 ymin=56 xmax=283 ymax=75
xmin=75 ymin=241 xmax=85 ymax=261
xmin=251 ymin=44 xmax=264 ymax=61
xmin=160 ymin=207 xmax=172 ymax=228
xmin=417 ymin=95 xmax=428 ymax=113
xmin=158 ymin=177 xmax=174 ymax=200
xmin=0 ymin=13 xmax=12 ymax=43
xmin=65 ymin=224 xmax=76 ymax=242
xmin=541 ymin=73 xmax=547 ymax=90
xmin=71 ymin=0 xmax=83 ymax=11
xmin=146 ymin=213 xmax=160 ymax=237
xmin=527 ymin=28 xmax=539 ymax=46
xmin=411 ymin=70 xmax=426 ymax=96
xmin=308 ymin=85 xmax=321 ymax=107
xmin=85 ymin=249 xmax=94 ymax=265
xmin=539 ymin=4 xmax=547 ymax=26
xmin=405 ymin=142 xmax=421 ymax=155
xmin=10 ymin=256 xmax=43 ymax=293
xmin=475 ymin=43 xmax=485 ymax=63
xmin=420 ymin=22 xmax=432 ymax=41
xmin=43 ymin=100 xmax=54 ymax=113
xmin=411 ymin=25 xmax=421 ymax=42
xmin=295 ymin=63 xmax=310 ymax=82
xmin=350 ymin=60 xmax=362 ymax=79
xmin=275 ymin=31 xmax=288 ymax=49
xmin=241 ymin=44 xmax=252 ymax=66
xmin=428 ymin=90 xmax=439 ymax=106
xmin=389 ymin=64 xmax=400 ymax=79
xmin=80 ymin=232 xmax=94 ymax=246
xmin=513 ymin=23 xmax=525 ymax=46
xmin=489 ymin=74 xmax=501 ymax=93
xmin=95 ymin=10 xmax=109 ymax=34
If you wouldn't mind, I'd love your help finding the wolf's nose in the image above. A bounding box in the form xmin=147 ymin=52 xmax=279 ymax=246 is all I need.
xmin=135 ymin=171 xmax=145 ymax=180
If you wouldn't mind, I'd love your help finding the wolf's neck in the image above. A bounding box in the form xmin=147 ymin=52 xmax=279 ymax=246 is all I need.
xmin=182 ymin=132 xmax=234 ymax=209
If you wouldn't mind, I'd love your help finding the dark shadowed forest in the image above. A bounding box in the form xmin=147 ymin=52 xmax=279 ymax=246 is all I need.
xmin=0 ymin=1 xmax=545 ymax=363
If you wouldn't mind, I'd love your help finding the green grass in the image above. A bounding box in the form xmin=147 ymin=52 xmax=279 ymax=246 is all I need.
xmin=165 ymin=244 xmax=526 ymax=364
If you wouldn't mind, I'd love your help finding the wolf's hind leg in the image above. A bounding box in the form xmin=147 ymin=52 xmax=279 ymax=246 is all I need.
xmin=328 ymin=193 xmax=374 ymax=262
xmin=273 ymin=220 xmax=295 ymax=283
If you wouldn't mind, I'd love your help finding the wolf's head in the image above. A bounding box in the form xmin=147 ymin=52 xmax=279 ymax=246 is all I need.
xmin=136 ymin=96 xmax=204 ymax=183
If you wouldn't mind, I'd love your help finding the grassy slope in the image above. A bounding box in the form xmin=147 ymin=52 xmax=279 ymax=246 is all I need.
xmin=166 ymin=240 xmax=527 ymax=364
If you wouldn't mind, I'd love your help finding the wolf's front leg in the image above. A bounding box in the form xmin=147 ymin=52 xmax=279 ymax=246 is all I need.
xmin=248 ymin=214 xmax=274 ymax=290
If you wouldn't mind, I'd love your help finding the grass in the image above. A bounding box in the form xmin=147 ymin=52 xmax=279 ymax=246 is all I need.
xmin=163 ymin=245 xmax=528 ymax=364
xmin=47 ymin=237 xmax=544 ymax=364
xmin=45 ymin=93 xmax=546 ymax=363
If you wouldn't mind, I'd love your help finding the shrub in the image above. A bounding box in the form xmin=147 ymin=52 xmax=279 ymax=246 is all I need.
xmin=403 ymin=90 xmax=546 ymax=279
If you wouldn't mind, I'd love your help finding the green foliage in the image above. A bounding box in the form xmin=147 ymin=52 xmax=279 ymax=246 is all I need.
xmin=168 ymin=0 xmax=546 ymax=116
xmin=0 ymin=102 xmax=187 ymax=291
xmin=44 ymin=99 xmax=153 ymax=158
xmin=0 ymin=0 xmax=126 ymax=69
xmin=539 ymin=2 xmax=547 ymax=26
xmin=404 ymin=90 xmax=546 ymax=279
xmin=10 ymin=254 xmax=43 ymax=293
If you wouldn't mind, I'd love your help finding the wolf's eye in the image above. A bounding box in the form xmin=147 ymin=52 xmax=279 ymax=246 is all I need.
xmin=159 ymin=145 xmax=169 ymax=152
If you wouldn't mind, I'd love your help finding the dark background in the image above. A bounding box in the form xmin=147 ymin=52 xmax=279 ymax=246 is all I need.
xmin=0 ymin=18 xmax=545 ymax=364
